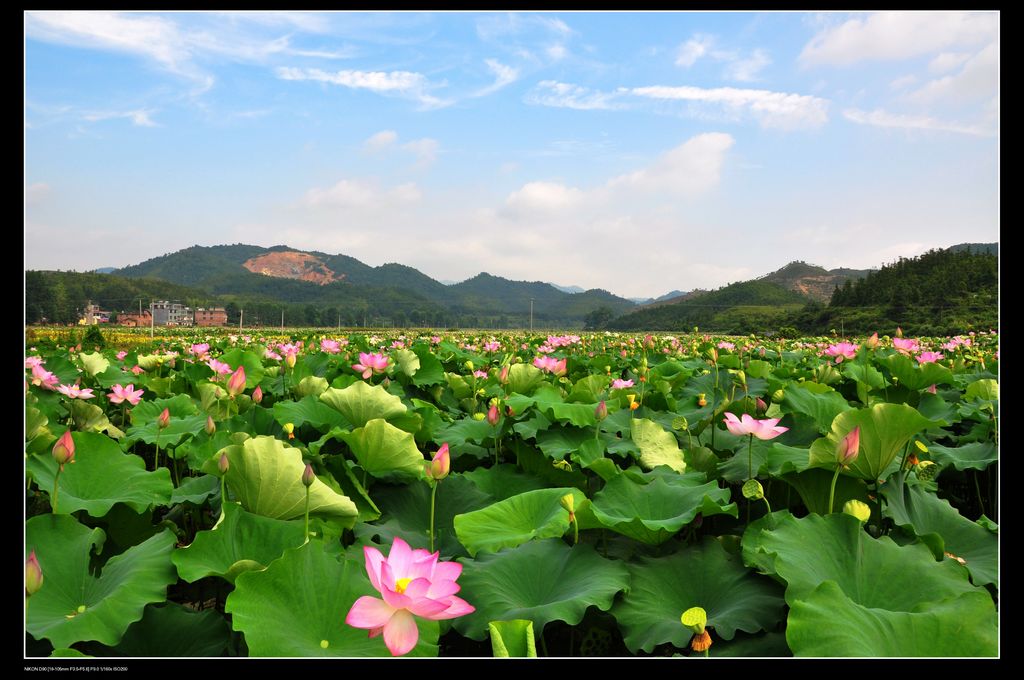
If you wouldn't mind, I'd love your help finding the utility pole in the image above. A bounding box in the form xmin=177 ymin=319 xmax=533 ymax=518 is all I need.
xmin=281 ymin=309 xmax=284 ymax=331
xmin=529 ymin=298 xmax=534 ymax=333
xmin=239 ymin=309 xmax=243 ymax=331
xmin=150 ymin=301 xmax=154 ymax=338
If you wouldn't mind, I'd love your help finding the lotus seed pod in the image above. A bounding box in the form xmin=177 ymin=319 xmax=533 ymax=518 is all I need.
xmin=742 ymin=479 xmax=764 ymax=500
xmin=843 ymin=499 xmax=871 ymax=523
xmin=559 ymin=493 xmax=575 ymax=514
xmin=464 ymin=360 xmax=474 ymax=371
xmin=772 ymin=389 xmax=785 ymax=403
xmin=680 ymin=606 xmax=707 ymax=635
xmin=472 ymin=412 xmax=485 ymax=421
xmin=282 ymin=422 xmax=295 ymax=440
xmin=671 ymin=416 xmax=688 ymax=431
xmin=915 ymin=460 xmax=939 ymax=482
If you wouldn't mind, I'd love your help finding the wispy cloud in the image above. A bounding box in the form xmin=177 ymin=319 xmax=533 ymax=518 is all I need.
xmin=674 ymin=33 xmax=771 ymax=82
xmin=302 ymin=178 xmax=421 ymax=209
xmin=524 ymin=80 xmax=626 ymax=110
xmin=800 ymin=11 xmax=998 ymax=66
xmin=631 ymin=85 xmax=828 ymax=129
xmin=82 ymin=108 xmax=159 ymax=127
xmin=843 ymin=108 xmax=993 ymax=136
xmin=275 ymin=66 xmax=449 ymax=108
xmin=676 ymin=34 xmax=714 ymax=67
xmin=25 ymin=182 xmax=51 ymax=205
xmin=474 ymin=59 xmax=520 ymax=97
xmin=722 ymin=49 xmax=771 ymax=82
xmin=905 ymin=42 xmax=998 ymax=104
xmin=363 ymin=130 xmax=398 ymax=152
xmin=362 ymin=130 xmax=440 ymax=169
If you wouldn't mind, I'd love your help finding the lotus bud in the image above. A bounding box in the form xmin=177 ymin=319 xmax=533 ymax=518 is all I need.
xmin=864 ymin=332 xmax=879 ymax=350
xmin=843 ymin=499 xmax=871 ymax=523
xmin=158 ymin=407 xmax=170 ymax=429
xmin=680 ymin=606 xmax=707 ymax=635
xmin=742 ymin=479 xmax=764 ymax=500
xmin=252 ymin=385 xmax=263 ymax=404
xmin=464 ymin=360 xmax=474 ymax=372
xmin=286 ymin=353 xmax=297 ymax=369
xmin=837 ymin=426 xmax=860 ymax=466
xmin=595 ymin=400 xmax=608 ymax=421
xmin=487 ymin=404 xmax=500 ymax=426
xmin=283 ymin=422 xmax=295 ymax=440
xmin=426 ymin=443 xmax=450 ymax=481
xmin=52 ymin=430 xmax=75 ymax=467
xmin=218 ymin=452 xmax=230 ymax=475
xmin=226 ymin=366 xmax=246 ymax=398
xmin=755 ymin=397 xmax=767 ymax=414
xmin=26 ymin=550 xmax=43 ymax=596
xmin=499 ymin=365 xmax=509 ymax=383
xmin=302 ymin=463 xmax=316 ymax=487
xmin=895 ymin=327 xmax=903 ymax=338
xmin=915 ymin=460 xmax=938 ymax=482
xmin=205 ymin=415 xmax=216 ymax=436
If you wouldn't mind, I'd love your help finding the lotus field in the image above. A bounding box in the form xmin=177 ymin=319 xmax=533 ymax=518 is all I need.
xmin=24 ymin=329 xmax=999 ymax=657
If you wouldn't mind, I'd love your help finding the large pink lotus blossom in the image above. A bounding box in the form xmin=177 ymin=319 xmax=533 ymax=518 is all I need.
xmin=207 ymin=358 xmax=233 ymax=375
xmin=190 ymin=343 xmax=210 ymax=359
xmin=533 ymin=356 xmax=567 ymax=376
xmin=717 ymin=341 xmax=735 ymax=350
xmin=483 ymin=341 xmax=501 ymax=353
xmin=264 ymin=349 xmax=282 ymax=361
xmin=353 ymin=353 xmax=389 ymax=379
xmin=108 ymin=384 xmax=144 ymax=406
xmin=321 ymin=338 xmax=341 ymax=354
xmin=893 ymin=337 xmax=920 ymax=353
xmin=723 ymin=412 xmax=788 ymax=440
xmin=57 ymin=384 xmax=95 ymax=399
xmin=824 ymin=342 xmax=859 ymax=363
xmin=473 ymin=370 xmax=488 ymax=379
xmin=30 ymin=364 xmax=59 ymax=390
xmin=611 ymin=378 xmax=634 ymax=389
xmin=278 ymin=343 xmax=301 ymax=368
xmin=916 ymin=351 xmax=944 ymax=364
xmin=345 ymin=537 xmax=474 ymax=656
xmin=25 ymin=356 xmax=44 ymax=369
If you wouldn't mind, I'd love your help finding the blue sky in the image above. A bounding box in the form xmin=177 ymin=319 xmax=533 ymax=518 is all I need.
xmin=24 ymin=11 xmax=999 ymax=299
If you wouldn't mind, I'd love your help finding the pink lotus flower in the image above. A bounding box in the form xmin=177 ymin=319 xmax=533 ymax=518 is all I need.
xmin=264 ymin=349 xmax=282 ymax=361
xmin=353 ymin=353 xmax=389 ymax=379
xmin=533 ymin=356 xmax=567 ymax=376
xmin=57 ymin=384 xmax=95 ymax=399
xmin=916 ymin=351 xmax=944 ymax=364
xmin=487 ymin=403 xmax=500 ymax=426
xmin=321 ymin=338 xmax=341 ymax=354
xmin=926 ymin=384 xmax=937 ymax=394
xmin=717 ymin=341 xmax=735 ymax=350
xmin=252 ymin=385 xmax=263 ymax=403
xmin=722 ymin=412 xmax=789 ymax=440
xmin=190 ymin=343 xmax=210 ymax=358
xmin=52 ymin=430 xmax=75 ymax=467
xmin=893 ymin=337 xmax=920 ymax=353
xmin=130 ymin=365 xmax=145 ymax=375
xmin=207 ymin=358 xmax=233 ymax=375
xmin=483 ymin=341 xmax=501 ymax=353
xmin=116 ymin=351 xmax=128 ymax=360
xmin=425 ymin=443 xmax=450 ymax=481
xmin=278 ymin=343 xmax=300 ymax=368
xmin=837 ymin=426 xmax=860 ymax=466
xmin=25 ymin=356 xmax=43 ymax=369
xmin=824 ymin=342 xmax=859 ymax=363
xmin=107 ymin=384 xmax=144 ymax=406
xmin=345 ymin=537 xmax=474 ymax=656
xmin=226 ymin=366 xmax=247 ymax=397
xmin=30 ymin=364 xmax=59 ymax=390
xmin=473 ymin=370 xmax=488 ymax=379
xmin=611 ymin=378 xmax=634 ymax=389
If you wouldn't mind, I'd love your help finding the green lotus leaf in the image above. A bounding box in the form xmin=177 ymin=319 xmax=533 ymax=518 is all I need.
xmin=463 ymin=464 xmax=548 ymax=501
xmin=225 ymin=541 xmax=438 ymax=657
xmin=50 ymin=649 xmax=91 ymax=657
xmin=717 ymin=439 xmax=809 ymax=484
xmin=885 ymin=354 xmax=955 ymax=391
xmin=103 ymin=603 xmax=232 ymax=657
xmin=394 ymin=348 xmax=421 ymax=377
xmin=221 ymin=435 xmax=358 ymax=525
xmin=294 ymin=375 xmax=329 ymax=399
xmin=589 ymin=473 xmax=736 ymax=545
xmin=320 ymin=381 xmax=407 ymax=428
xmin=841 ymin=362 xmax=889 ymax=391
xmin=79 ymin=351 xmax=110 ymax=377
xmin=25 ymin=515 xmax=176 ymax=649
xmin=741 ymin=512 xmax=986 ymax=609
xmin=808 ymin=403 xmax=939 ymax=481
xmin=130 ymin=393 xmax=197 ymax=424
xmin=537 ymin=425 xmax=593 ymax=461
xmin=779 ymin=468 xmax=871 ymax=516
xmin=70 ymin=400 xmax=121 ymax=437
xmin=172 ymin=502 xmax=305 ymax=583
xmin=786 ymin=582 xmax=996 ymax=656
xmin=507 ymin=385 xmax=599 ymax=427
xmin=26 ymin=405 xmax=50 ymax=441
xmin=354 ymin=474 xmax=491 ymax=559
xmin=611 ymin=538 xmax=785 ymax=653
xmin=881 ymin=476 xmax=997 ymax=587
xmin=124 ymin=414 xmax=209 ymax=447
xmin=273 ymin=395 xmax=349 ymax=432
xmin=927 ymin=442 xmax=996 ymax=473
xmin=712 ymin=631 xmax=791 ymax=657
xmin=322 ymin=455 xmax=381 ymax=523
xmin=454 ymin=539 xmax=630 ymax=640
xmin=170 ymin=474 xmax=220 ymax=506
xmin=567 ymin=374 xmax=610 ymax=403
xmin=26 ymin=432 xmax=172 ymax=516
xmin=511 ymin=411 xmax=552 ymax=440
xmin=410 ymin=344 xmax=445 ymax=386
xmin=506 ymin=362 xmax=545 ymax=395
xmin=630 ymin=418 xmax=686 ymax=473
xmin=965 ymin=378 xmax=998 ymax=402
xmin=454 ymin=487 xmax=588 ymax=557
xmin=337 ymin=418 xmax=425 ymax=480
xmin=489 ymin=620 xmax=537 ymax=657
xmin=780 ymin=382 xmax=852 ymax=434
xmin=218 ymin=348 xmax=265 ymax=388
xmin=434 ymin=417 xmax=494 ymax=449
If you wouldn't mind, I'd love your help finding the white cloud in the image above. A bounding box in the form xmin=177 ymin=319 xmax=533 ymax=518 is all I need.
xmin=25 ymin=183 xmax=50 ymax=205
xmin=505 ymin=181 xmax=585 ymax=213
xmin=82 ymin=108 xmax=159 ymax=127
xmin=474 ymin=59 xmax=520 ymax=97
xmin=906 ymin=42 xmax=998 ymax=104
xmin=402 ymin=138 xmax=440 ymax=169
xmin=546 ymin=44 xmax=568 ymax=61
xmin=889 ymin=74 xmax=919 ymax=91
xmin=676 ymin=34 xmax=713 ymax=67
xmin=800 ymin=11 xmax=998 ymax=66
xmin=275 ymin=66 xmax=449 ymax=108
xmin=723 ymin=49 xmax=771 ymax=82
xmin=843 ymin=108 xmax=993 ymax=136
xmin=631 ymin=85 xmax=829 ymax=130
xmin=363 ymin=130 xmax=398 ymax=152
xmin=525 ymin=80 xmax=625 ymax=110
xmin=929 ymin=51 xmax=972 ymax=74
xmin=606 ymin=133 xmax=734 ymax=195
xmin=302 ymin=178 xmax=422 ymax=209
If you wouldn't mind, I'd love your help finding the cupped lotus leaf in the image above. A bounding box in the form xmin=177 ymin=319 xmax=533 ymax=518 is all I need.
xmin=221 ymin=435 xmax=357 ymax=525
xmin=79 ymin=351 xmax=110 ymax=377
xmin=131 ymin=393 xmax=197 ymax=424
xmin=172 ymin=502 xmax=305 ymax=583
xmin=103 ymin=603 xmax=232 ymax=657
xmin=808 ymin=403 xmax=939 ymax=481
xmin=273 ymin=396 xmax=349 ymax=432
xmin=354 ymin=474 xmax=491 ymax=559
xmin=965 ymin=378 xmax=998 ymax=402
xmin=26 ymin=432 xmax=172 ymax=516
xmin=786 ymin=581 xmax=997 ymax=657
xmin=506 ymin=362 xmax=545 ymax=395
xmin=410 ymin=344 xmax=445 ymax=386
xmin=463 ymin=464 xmax=548 ymax=501
xmin=453 ymin=539 xmax=630 ymax=640
xmin=394 ymin=348 xmax=421 ymax=377
xmin=881 ymin=476 xmax=997 ymax=587
xmin=125 ymin=414 xmax=209 ymax=447
xmin=134 ymin=353 xmax=165 ymax=371
xmin=589 ymin=474 xmax=736 ymax=545
xmin=508 ymin=385 xmax=599 ymax=427
xmin=630 ymin=418 xmax=686 ymax=473
xmin=842 ymin=362 xmax=889 ymax=391
xmin=70 ymin=400 xmax=121 ymax=437
xmin=780 ymin=382 xmax=851 ymax=434
xmin=294 ymin=375 xmax=329 ymax=399
xmin=567 ymin=374 xmax=610 ymax=403
xmin=26 ymin=405 xmax=50 ymax=441
xmin=218 ymin=348 xmax=265 ymax=388
xmin=611 ymin=538 xmax=785 ymax=653
xmin=741 ymin=512 xmax=985 ymax=609
xmin=25 ymin=515 xmax=176 ymax=649
xmin=225 ymin=540 xmax=438 ymax=656
xmin=320 ymin=381 xmax=407 ymax=428
xmin=454 ymin=487 xmax=589 ymax=557
xmin=885 ymin=354 xmax=955 ymax=391
xmin=489 ymin=620 xmax=537 ymax=657
xmin=338 ymin=418 xmax=426 ymax=480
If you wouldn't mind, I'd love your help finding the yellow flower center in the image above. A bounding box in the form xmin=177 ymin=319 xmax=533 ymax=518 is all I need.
xmin=395 ymin=577 xmax=413 ymax=594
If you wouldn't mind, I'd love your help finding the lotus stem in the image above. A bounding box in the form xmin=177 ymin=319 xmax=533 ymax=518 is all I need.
xmin=973 ymin=470 xmax=986 ymax=518
xmin=220 ymin=475 xmax=227 ymax=517
xmin=429 ymin=482 xmax=438 ymax=554
xmin=303 ymin=485 xmax=311 ymax=544
xmin=52 ymin=468 xmax=62 ymax=514
xmin=828 ymin=464 xmax=841 ymax=514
